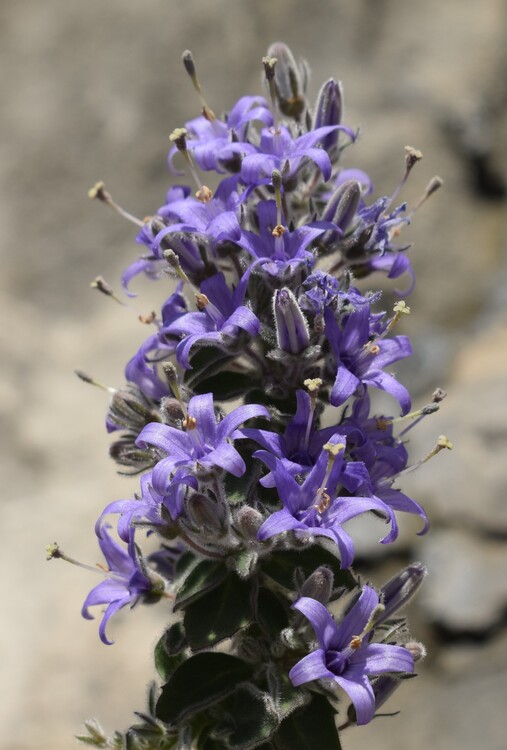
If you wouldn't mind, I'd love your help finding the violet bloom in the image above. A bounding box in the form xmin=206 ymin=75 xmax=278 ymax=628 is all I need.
xmin=96 ymin=469 xmax=198 ymax=542
xmin=341 ymin=396 xmax=429 ymax=540
xmin=156 ymin=175 xmax=242 ymax=246
xmin=237 ymin=200 xmax=325 ymax=276
xmin=137 ymin=393 xmax=269 ymax=493
xmin=240 ymin=124 xmax=354 ymax=186
xmin=240 ymin=389 xmax=339 ymax=486
xmin=324 ymin=301 xmax=412 ymax=414
xmin=163 ymin=271 xmax=260 ymax=369
xmin=124 ymin=283 xmax=187 ymax=400
xmin=82 ymin=526 xmax=164 ymax=645
xmin=290 ymin=588 xmax=414 ymax=724
xmin=256 ymin=436 xmax=394 ymax=568
xmin=168 ymin=95 xmax=274 ymax=174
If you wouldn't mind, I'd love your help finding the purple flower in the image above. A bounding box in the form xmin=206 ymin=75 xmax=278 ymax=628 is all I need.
xmin=289 ymin=587 xmax=414 ymax=724
xmin=324 ymin=300 xmax=412 ymax=414
xmin=137 ymin=393 xmax=269 ymax=493
xmin=240 ymin=389 xmax=339 ymax=486
xmin=237 ymin=200 xmax=325 ymax=276
xmin=168 ymin=95 xmax=273 ymax=174
xmin=256 ymin=436 xmax=394 ymax=568
xmin=240 ymin=124 xmax=354 ymax=186
xmin=341 ymin=396 xmax=429 ymax=540
xmin=163 ymin=271 xmax=260 ymax=369
xmin=82 ymin=526 xmax=164 ymax=645
xmin=124 ymin=283 xmax=187 ymax=400
xmin=96 ymin=469 xmax=198 ymax=541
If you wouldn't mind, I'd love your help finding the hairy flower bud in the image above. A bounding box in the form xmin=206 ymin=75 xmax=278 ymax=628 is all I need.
xmin=300 ymin=566 xmax=334 ymax=604
xmin=274 ymin=288 xmax=310 ymax=354
xmin=377 ymin=562 xmax=427 ymax=624
xmin=322 ymin=179 xmax=361 ymax=232
xmin=313 ymin=78 xmax=343 ymax=155
xmin=266 ymin=42 xmax=308 ymax=120
xmin=234 ymin=506 xmax=264 ymax=540
xmin=186 ymin=493 xmax=227 ymax=534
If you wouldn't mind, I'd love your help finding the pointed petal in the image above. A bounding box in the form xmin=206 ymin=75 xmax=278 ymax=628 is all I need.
xmin=334 ymin=670 xmax=375 ymax=725
xmin=289 ymin=649 xmax=335 ymax=686
xmin=293 ymin=597 xmax=341 ymax=651
xmin=218 ymin=404 xmax=269 ymax=440
xmin=352 ymin=643 xmax=414 ymax=676
xmin=334 ymin=586 xmax=379 ymax=648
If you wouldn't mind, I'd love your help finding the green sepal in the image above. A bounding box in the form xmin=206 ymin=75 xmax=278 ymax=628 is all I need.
xmin=156 ymin=653 xmax=253 ymax=725
xmin=214 ymin=683 xmax=279 ymax=750
xmin=234 ymin=548 xmax=259 ymax=578
xmin=174 ymin=559 xmax=228 ymax=611
xmin=183 ymin=571 xmax=253 ymax=650
xmin=274 ymin=693 xmax=342 ymax=750
xmin=155 ymin=622 xmax=188 ymax=681
xmin=260 ymin=543 xmax=356 ymax=594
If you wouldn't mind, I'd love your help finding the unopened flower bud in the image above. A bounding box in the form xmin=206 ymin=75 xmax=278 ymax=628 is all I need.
xmin=378 ymin=562 xmax=427 ymax=624
xmin=300 ymin=566 xmax=333 ymax=604
xmin=313 ymin=78 xmax=343 ymax=154
xmin=322 ymin=179 xmax=361 ymax=231
xmin=266 ymin=42 xmax=308 ymax=120
xmin=234 ymin=506 xmax=264 ymax=540
xmin=274 ymin=288 xmax=310 ymax=354
xmin=404 ymin=640 xmax=426 ymax=662
xmin=186 ymin=493 xmax=227 ymax=533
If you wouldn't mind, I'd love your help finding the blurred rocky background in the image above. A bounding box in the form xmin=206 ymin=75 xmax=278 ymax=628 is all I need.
xmin=2 ymin=1 xmax=507 ymax=748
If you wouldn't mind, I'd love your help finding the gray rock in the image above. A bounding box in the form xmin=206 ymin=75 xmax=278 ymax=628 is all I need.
xmin=418 ymin=528 xmax=507 ymax=632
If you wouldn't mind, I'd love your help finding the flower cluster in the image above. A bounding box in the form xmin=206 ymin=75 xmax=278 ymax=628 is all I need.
xmin=57 ymin=43 xmax=448 ymax=750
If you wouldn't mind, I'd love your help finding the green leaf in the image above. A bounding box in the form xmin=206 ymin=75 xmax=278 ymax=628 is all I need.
xmin=156 ymin=653 xmax=252 ymax=724
xmin=154 ymin=622 xmax=187 ymax=681
xmin=193 ymin=371 xmax=260 ymax=400
xmin=267 ymin=669 xmax=308 ymax=721
xmin=174 ymin=559 xmax=228 ymax=611
xmin=275 ymin=693 xmax=342 ymax=750
xmin=183 ymin=571 xmax=253 ymax=650
xmin=256 ymin=587 xmax=289 ymax=639
xmin=218 ymin=684 xmax=279 ymax=750
xmin=260 ymin=544 xmax=356 ymax=594
xmin=184 ymin=347 xmax=235 ymax=389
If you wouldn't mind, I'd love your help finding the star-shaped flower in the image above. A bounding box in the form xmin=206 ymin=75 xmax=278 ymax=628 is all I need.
xmin=290 ymin=587 xmax=414 ymax=724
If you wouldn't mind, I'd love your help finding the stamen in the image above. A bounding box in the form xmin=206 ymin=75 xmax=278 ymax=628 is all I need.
xmin=163 ymin=249 xmax=190 ymax=285
xmin=169 ymin=128 xmax=213 ymax=203
xmin=312 ymin=442 xmax=345 ymax=512
xmin=389 ymin=146 xmax=423 ymax=206
xmin=392 ymin=435 xmax=453 ymax=481
xmin=377 ymin=402 xmax=440 ymax=433
xmin=348 ymin=603 xmax=386 ymax=650
xmin=46 ymin=543 xmax=107 ymax=576
xmin=182 ymin=50 xmax=216 ymax=122
xmin=74 ymin=369 xmax=116 ymax=394
xmin=363 ymin=301 xmax=411 ymax=356
xmin=88 ymin=181 xmax=145 ymax=227
xmin=138 ymin=311 xmax=157 ymax=325
xmin=303 ymin=377 xmax=322 ymax=450
xmin=90 ymin=276 xmax=126 ymax=307
xmin=271 ymin=169 xmax=285 ymax=230
xmin=409 ymin=175 xmax=444 ymax=216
